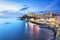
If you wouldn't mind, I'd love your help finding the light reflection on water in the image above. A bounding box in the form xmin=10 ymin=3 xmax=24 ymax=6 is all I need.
xmin=0 ymin=18 xmax=55 ymax=40
xmin=27 ymin=22 xmax=55 ymax=40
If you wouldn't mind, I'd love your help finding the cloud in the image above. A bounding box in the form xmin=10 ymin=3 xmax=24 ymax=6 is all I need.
xmin=23 ymin=5 xmax=27 ymax=7
xmin=0 ymin=10 xmax=27 ymax=18
xmin=20 ymin=7 xmax=29 ymax=11
xmin=0 ymin=1 xmax=22 ymax=11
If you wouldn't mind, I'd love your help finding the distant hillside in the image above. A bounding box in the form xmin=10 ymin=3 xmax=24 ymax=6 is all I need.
xmin=29 ymin=10 xmax=60 ymax=14
xmin=0 ymin=10 xmax=60 ymax=18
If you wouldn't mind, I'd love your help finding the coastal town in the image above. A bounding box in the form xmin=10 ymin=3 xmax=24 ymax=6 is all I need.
xmin=20 ymin=12 xmax=60 ymax=40
xmin=21 ymin=12 xmax=60 ymax=27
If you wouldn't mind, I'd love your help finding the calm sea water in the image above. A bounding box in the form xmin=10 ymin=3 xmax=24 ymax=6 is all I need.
xmin=0 ymin=18 xmax=55 ymax=40
xmin=0 ymin=18 xmax=26 ymax=40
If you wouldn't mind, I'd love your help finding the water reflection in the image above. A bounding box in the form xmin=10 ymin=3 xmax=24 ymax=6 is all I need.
xmin=27 ymin=22 xmax=54 ymax=40
xmin=0 ymin=18 xmax=55 ymax=40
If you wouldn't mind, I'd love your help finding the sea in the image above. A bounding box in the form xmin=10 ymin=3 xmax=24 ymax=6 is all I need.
xmin=0 ymin=18 xmax=26 ymax=40
xmin=0 ymin=18 xmax=55 ymax=40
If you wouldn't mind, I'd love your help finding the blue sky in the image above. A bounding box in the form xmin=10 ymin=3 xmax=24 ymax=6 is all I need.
xmin=0 ymin=0 xmax=60 ymax=17
xmin=0 ymin=0 xmax=60 ymax=11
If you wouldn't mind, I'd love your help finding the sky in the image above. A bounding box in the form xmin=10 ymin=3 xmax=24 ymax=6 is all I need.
xmin=0 ymin=0 xmax=60 ymax=17
xmin=0 ymin=0 xmax=60 ymax=11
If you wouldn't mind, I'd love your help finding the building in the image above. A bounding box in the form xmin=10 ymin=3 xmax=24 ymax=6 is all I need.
xmin=20 ymin=12 xmax=60 ymax=27
xmin=42 ymin=12 xmax=60 ymax=27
